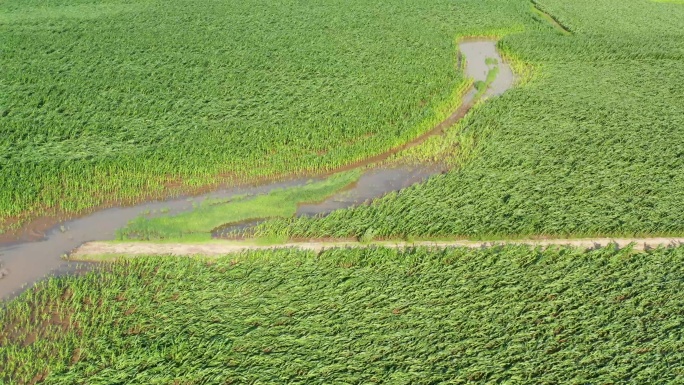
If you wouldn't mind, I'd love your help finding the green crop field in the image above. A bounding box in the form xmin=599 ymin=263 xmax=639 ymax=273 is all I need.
xmin=3 ymin=0 xmax=684 ymax=383
xmin=2 ymin=245 xmax=684 ymax=383
xmin=4 ymin=0 xmax=681 ymax=238
xmin=252 ymin=0 xmax=684 ymax=240
xmin=0 ymin=0 xmax=527 ymax=232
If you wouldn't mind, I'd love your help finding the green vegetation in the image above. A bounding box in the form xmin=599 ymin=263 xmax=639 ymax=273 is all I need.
xmin=3 ymin=0 xmax=684 ymax=383
xmin=5 ymin=0 xmax=680 ymax=241
xmin=0 ymin=0 xmax=527 ymax=232
xmin=117 ymin=171 xmax=360 ymax=241
xmin=529 ymin=0 xmax=572 ymax=35
xmin=474 ymin=66 xmax=500 ymax=98
xmin=3 ymin=245 xmax=684 ymax=383
xmin=253 ymin=0 xmax=684 ymax=240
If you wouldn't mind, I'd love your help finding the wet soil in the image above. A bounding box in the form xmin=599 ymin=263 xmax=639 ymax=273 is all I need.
xmin=0 ymin=177 xmax=313 ymax=300
xmin=0 ymin=39 xmax=513 ymax=301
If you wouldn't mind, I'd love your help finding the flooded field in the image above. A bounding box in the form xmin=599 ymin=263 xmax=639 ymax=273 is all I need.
xmin=212 ymin=165 xmax=444 ymax=238
xmin=0 ymin=39 xmax=513 ymax=300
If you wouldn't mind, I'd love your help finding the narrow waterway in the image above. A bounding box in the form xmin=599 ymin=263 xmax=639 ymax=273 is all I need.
xmin=0 ymin=39 xmax=514 ymax=300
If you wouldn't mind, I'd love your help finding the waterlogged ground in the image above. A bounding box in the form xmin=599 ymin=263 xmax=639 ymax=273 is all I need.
xmin=1 ymin=0 xmax=533 ymax=232
xmin=0 ymin=40 xmax=513 ymax=300
xmin=258 ymin=0 xmax=684 ymax=241
xmin=460 ymin=40 xmax=515 ymax=97
xmin=213 ymin=165 xmax=443 ymax=238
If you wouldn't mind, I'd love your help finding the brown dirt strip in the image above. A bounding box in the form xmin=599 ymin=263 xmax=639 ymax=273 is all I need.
xmin=70 ymin=237 xmax=684 ymax=260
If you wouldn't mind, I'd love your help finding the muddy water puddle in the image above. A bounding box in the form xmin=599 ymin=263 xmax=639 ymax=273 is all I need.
xmin=460 ymin=40 xmax=515 ymax=97
xmin=212 ymin=165 xmax=444 ymax=238
xmin=0 ymin=39 xmax=514 ymax=301
xmin=297 ymin=166 xmax=443 ymax=216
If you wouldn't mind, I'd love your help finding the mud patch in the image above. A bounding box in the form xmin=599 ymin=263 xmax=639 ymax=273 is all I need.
xmin=213 ymin=219 xmax=268 ymax=239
